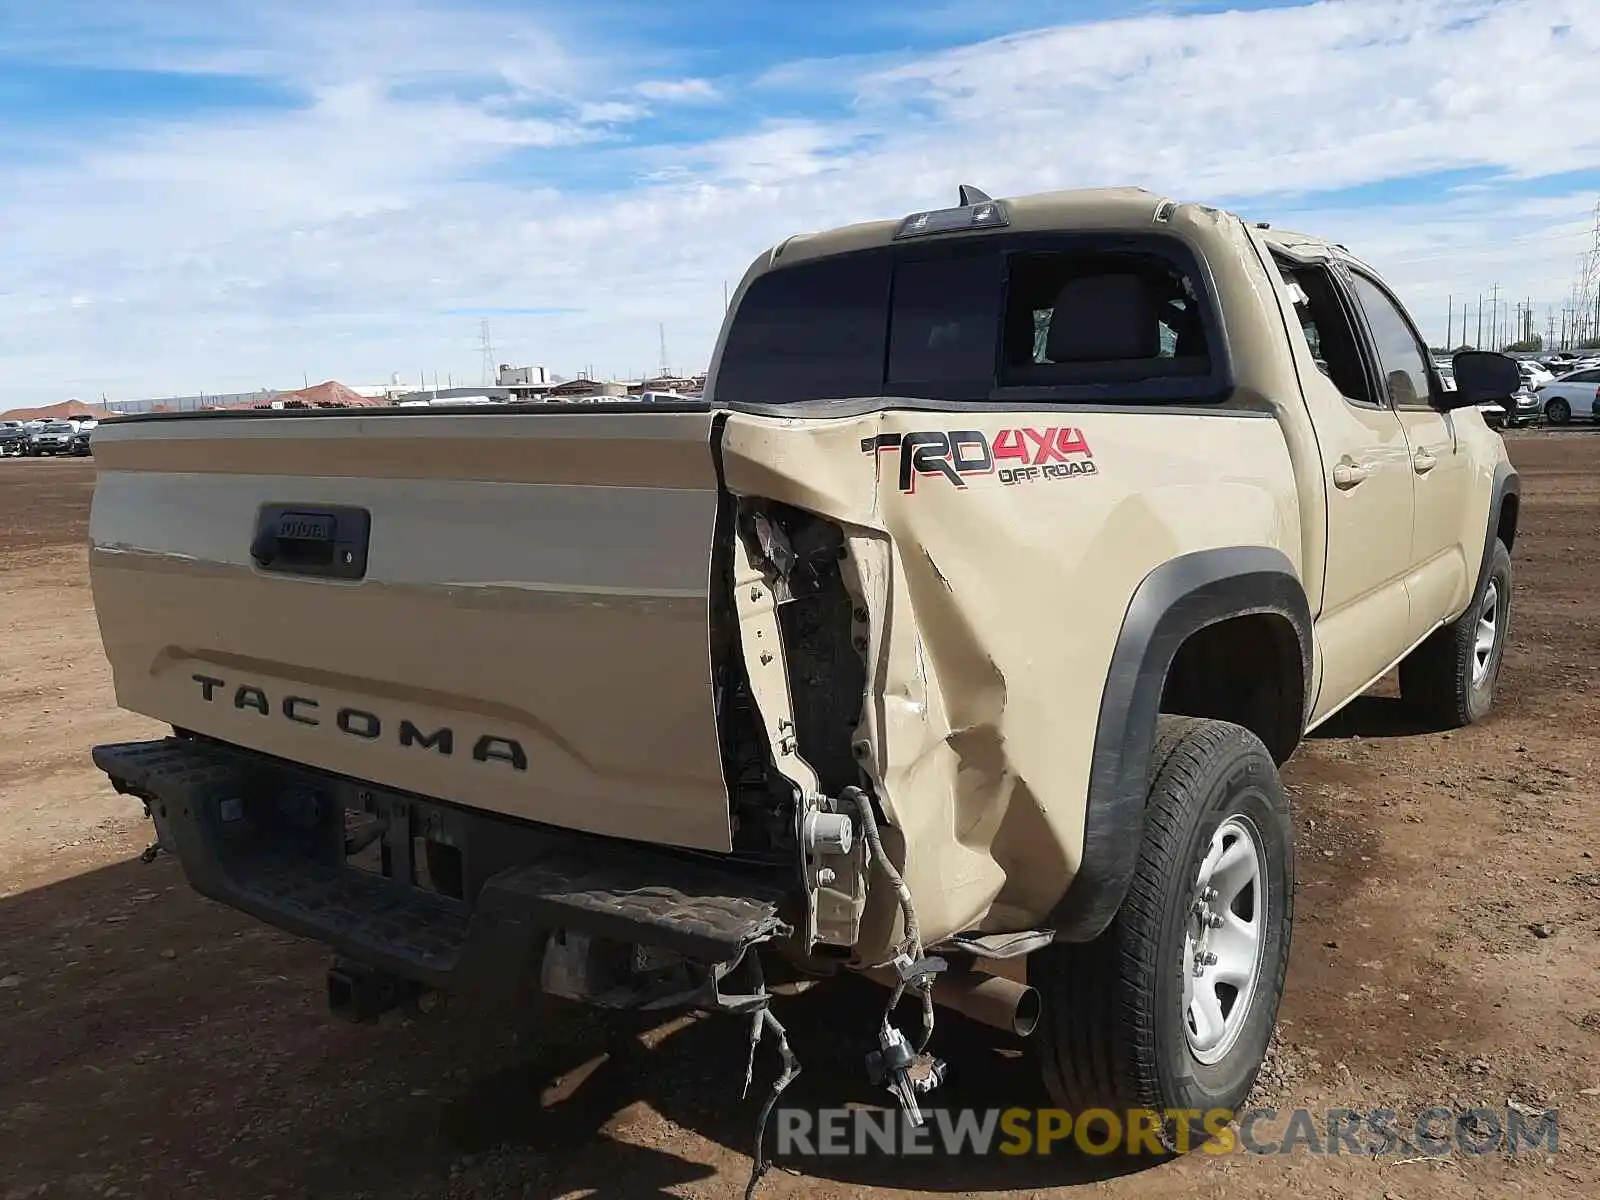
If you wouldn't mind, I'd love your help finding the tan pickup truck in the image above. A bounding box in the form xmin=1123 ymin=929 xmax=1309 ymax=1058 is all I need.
xmin=89 ymin=186 xmax=1521 ymax=1173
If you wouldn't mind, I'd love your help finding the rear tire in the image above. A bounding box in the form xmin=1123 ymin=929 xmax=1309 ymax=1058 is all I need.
xmin=1545 ymin=397 xmax=1571 ymax=425
xmin=1033 ymin=717 xmax=1294 ymax=1150
xmin=1398 ymin=538 xmax=1512 ymax=729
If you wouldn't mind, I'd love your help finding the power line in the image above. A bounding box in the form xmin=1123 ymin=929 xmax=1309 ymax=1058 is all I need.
xmin=1378 ymin=223 xmax=1595 ymax=269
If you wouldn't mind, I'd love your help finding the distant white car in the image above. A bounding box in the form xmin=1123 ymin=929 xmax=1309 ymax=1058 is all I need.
xmin=1536 ymin=366 xmax=1600 ymax=425
xmin=1518 ymin=360 xmax=1554 ymax=389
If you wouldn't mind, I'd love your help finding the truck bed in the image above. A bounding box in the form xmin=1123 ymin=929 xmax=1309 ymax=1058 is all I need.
xmin=89 ymin=405 xmax=737 ymax=852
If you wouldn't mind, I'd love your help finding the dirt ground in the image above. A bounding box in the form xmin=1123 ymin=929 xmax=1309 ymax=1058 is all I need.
xmin=1 ymin=441 xmax=1596 ymax=1200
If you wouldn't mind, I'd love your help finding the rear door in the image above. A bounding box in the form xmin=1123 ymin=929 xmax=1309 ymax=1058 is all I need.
xmin=1273 ymin=258 xmax=1417 ymax=719
xmin=1342 ymin=265 xmax=1476 ymax=637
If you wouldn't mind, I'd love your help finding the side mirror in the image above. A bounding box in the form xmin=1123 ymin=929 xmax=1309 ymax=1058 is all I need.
xmin=1445 ymin=350 xmax=1522 ymax=411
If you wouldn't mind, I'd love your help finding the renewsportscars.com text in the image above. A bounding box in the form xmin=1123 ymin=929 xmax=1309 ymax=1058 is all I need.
xmin=774 ymin=1106 xmax=1560 ymax=1159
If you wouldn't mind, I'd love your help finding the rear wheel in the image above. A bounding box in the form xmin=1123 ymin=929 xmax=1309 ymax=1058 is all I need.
xmin=1398 ymin=538 xmax=1512 ymax=728
xmin=1545 ymin=397 xmax=1571 ymax=425
xmin=1033 ymin=717 xmax=1294 ymax=1149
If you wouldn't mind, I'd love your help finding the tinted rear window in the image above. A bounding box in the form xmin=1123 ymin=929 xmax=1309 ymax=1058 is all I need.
xmin=711 ymin=253 xmax=890 ymax=406
xmin=714 ymin=234 xmax=1224 ymax=407
xmin=885 ymin=253 xmax=1005 ymax=399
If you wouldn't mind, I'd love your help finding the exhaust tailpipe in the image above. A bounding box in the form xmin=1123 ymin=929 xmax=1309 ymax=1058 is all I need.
xmin=861 ymin=964 xmax=1041 ymax=1038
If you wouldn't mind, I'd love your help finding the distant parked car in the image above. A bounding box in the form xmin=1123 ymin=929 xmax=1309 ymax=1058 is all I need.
xmin=1479 ymin=382 xmax=1543 ymax=428
xmin=0 ymin=420 xmax=24 ymax=457
xmin=1473 ymin=385 xmax=1540 ymax=429
xmin=1447 ymin=360 xmax=1540 ymax=427
xmin=1518 ymin=360 xmax=1554 ymax=389
xmin=1536 ymin=367 xmax=1600 ymax=425
xmin=27 ymin=420 xmax=76 ymax=455
xmin=1502 ymin=386 xmax=1544 ymax=427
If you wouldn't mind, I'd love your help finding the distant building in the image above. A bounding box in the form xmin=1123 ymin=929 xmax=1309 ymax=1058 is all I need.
xmin=497 ymin=363 xmax=547 ymax=386
xmin=348 ymin=383 xmax=411 ymax=401
xmin=627 ymin=373 xmax=704 ymax=397
xmin=546 ymin=377 xmax=628 ymax=399
xmin=393 ymin=386 xmax=513 ymax=406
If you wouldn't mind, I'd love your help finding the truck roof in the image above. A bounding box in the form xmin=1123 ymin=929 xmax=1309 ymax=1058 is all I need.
xmin=1255 ymin=226 xmax=1365 ymax=266
xmin=768 ymin=186 xmax=1173 ymax=267
xmin=756 ymin=184 xmax=1358 ymax=274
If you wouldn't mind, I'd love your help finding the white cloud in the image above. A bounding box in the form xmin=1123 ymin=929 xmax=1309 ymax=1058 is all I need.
xmin=2 ymin=0 xmax=1599 ymax=403
xmin=635 ymin=77 xmax=721 ymax=103
xmin=577 ymin=100 xmax=648 ymax=124
xmin=848 ymin=0 xmax=1600 ymax=197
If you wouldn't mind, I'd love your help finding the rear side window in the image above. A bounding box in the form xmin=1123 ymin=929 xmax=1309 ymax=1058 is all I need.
xmin=713 ymin=255 xmax=890 ymax=405
xmin=713 ymin=235 xmax=1226 ymax=407
xmin=1000 ymin=251 xmax=1210 ymax=386
xmin=885 ymin=254 xmax=1005 ymax=399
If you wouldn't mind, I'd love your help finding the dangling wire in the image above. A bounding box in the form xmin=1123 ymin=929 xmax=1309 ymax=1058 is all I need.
xmin=742 ymin=1006 xmax=800 ymax=1200
xmin=842 ymin=786 xmax=938 ymax=1051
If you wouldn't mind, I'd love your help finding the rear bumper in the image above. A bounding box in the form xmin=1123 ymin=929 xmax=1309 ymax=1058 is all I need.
xmin=94 ymin=737 xmax=796 ymax=1004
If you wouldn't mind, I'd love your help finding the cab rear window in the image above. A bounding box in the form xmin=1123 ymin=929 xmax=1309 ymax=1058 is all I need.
xmin=713 ymin=233 xmax=1228 ymax=407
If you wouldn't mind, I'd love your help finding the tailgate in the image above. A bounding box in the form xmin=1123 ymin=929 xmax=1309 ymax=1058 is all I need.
xmin=88 ymin=407 xmax=734 ymax=852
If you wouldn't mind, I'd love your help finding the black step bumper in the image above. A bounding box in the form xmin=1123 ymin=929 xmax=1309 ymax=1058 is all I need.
xmin=93 ymin=738 xmax=795 ymax=1002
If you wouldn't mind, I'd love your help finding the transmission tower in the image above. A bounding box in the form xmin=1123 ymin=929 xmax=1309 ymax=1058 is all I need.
xmin=1567 ymin=199 xmax=1600 ymax=349
xmin=1588 ymin=200 xmax=1600 ymax=347
xmin=479 ymin=320 xmax=495 ymax=387
xmin=658 ymin=322 xmax=669 ymax=380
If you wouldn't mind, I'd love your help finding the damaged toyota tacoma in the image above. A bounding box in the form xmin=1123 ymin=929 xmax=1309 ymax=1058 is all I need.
xmin=89 ymin=186 xmax=1522 ymax=1181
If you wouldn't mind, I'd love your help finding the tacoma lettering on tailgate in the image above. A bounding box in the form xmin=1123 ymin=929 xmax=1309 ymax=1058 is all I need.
xmin=189 ymin=673 xmax=528 ymax=770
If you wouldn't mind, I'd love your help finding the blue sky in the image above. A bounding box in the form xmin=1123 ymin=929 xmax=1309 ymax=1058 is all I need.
xmin=1 ymin=0 xmax=1598 ymax=404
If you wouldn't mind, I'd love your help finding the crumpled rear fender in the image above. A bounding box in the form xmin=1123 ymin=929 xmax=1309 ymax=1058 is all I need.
xmin=717 ymin=404 xmax=1306 ymax=960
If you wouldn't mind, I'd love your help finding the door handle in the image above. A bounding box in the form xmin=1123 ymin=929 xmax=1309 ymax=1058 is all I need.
xmin=1413 ymin=449 xmax=1438 ymax=474
xmin=1332 ymin=461 xmax=1370 ymax=489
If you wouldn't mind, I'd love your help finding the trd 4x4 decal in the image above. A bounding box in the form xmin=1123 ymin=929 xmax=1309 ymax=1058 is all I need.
xmin=862 ymin=427 xmax=1097 ymax=493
